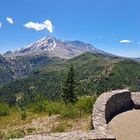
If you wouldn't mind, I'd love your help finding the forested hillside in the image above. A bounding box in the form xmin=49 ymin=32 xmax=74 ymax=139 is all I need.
xmin=1 ymin=52 xmax=140 ymax=106
xmin=0 ymin=55 xmax=14 ymax=85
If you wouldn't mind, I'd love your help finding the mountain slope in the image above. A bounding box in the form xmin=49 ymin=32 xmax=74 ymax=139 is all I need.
xmin=0 ymin=55 xmax=14 ymax=85
xmin=1 ymin=52 xmax=140 ymax=105
xmin=9 ymin=55 xmax=64 ymax=79
xmin=4 ymin=36 xmax=112 ymax=59
xmin=0 ymin=36 xmax=116 ymax=84
xmin=0 ymin=36 xmax=114 ymax=84
xmin=135 ymin=58 xmax=140 ymax=61
xmin=1 ymin=37 xmax=140 ymax=105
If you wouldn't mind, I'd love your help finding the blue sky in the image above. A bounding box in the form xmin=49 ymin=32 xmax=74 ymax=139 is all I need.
xmin=0 ymin=0 xmax=140 ymax=57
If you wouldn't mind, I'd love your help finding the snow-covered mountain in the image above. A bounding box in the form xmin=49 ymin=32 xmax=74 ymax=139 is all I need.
xmin=4 ymin=36 xmax=110 ymax=59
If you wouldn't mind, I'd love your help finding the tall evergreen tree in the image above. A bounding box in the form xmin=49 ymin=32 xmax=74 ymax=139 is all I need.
xmin=61 ymin=64 xmax=77 ymax=104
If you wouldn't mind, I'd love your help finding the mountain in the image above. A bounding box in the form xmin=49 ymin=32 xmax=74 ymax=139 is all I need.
xmin=1 ymin=36 xmax=109 ymax=85
xmin=1 ymin=52 xmax=140 ymax=105
xmin=1 ymin=36 xmax=140 ymax=105
xmin=2 ymin=36 xmax=114 ymax=82
xmin=4 ymin=36 xmax=112 ymax=59
xmin=0 ymin=53 xmax=63 ymax=85
xmin=135 ymin=58 xmax=140 ymax=61
xmin=7 ymin=55 xmax=63 ymax=79
xmin=0 ymin=55 xmax=14 ymax=85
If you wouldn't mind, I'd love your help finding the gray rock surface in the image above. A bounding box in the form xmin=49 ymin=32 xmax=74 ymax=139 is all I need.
xmin=131 ymin=92 xmax=140 ymax=109
xmin=4 ymin=36 xmax=112 ymax=59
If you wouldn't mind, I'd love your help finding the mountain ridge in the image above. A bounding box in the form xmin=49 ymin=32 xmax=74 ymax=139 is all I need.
xmin=0 ymin=36 xmax=139 ymax=87
xmin=1 ymin=52 xmax=140 ymax=105
xmin=3 ymin=36 xmax=114 ymax=59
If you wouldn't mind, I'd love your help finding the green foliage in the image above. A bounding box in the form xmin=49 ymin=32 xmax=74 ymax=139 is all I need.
xmin=32 ymin=102 xmax=46 ymax=113
xmin=60 ymin=104 xmax=78 ymax=118
xmin=0 ymin=55 xmax=14 ymax=85
xmin=25 ymin=96 xmax=96 ymax=119
xmin=61 ymin=65 xmax=77 ymax=104
xmin=60 ymin=96 xmax=96 ymax=118
xmin=1 ymin=52 xmax=140 ymax=106
xmin=75 ymin=96 xmax=97 ymax=114
xmin=4 ymin=129 xmax=25 ymax=139
xmin=21 ymin=111 xmax=27 ymax=120
xmin=93 ymin=60 xmax=140 ymax=94
xmin=0 ymin=102 xmax=10 ymax=116
xmin=26 ymin=128 xmax=36 ymax=134
xmin=46 ymin=101 xmax=65 ymax=116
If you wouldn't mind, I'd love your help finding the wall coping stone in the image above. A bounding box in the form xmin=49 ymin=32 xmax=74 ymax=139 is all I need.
xmin=131 ymin=92 xmax=140 ymax=109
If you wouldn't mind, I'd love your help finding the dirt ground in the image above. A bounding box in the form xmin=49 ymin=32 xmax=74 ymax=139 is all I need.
xmin=0 ymin=112 xmax=91 ymax=137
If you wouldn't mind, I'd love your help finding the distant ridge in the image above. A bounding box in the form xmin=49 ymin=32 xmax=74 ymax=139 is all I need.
xmin=4 ymin=36 xmax=114 ymax=59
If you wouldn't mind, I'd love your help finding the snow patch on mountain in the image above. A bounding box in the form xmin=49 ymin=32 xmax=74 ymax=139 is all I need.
xmin=4 ymin=36 xmax=111 ymax=59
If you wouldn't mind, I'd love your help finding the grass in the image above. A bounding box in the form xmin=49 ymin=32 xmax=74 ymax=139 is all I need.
xmin=0 ymin=102 xmax=10 ymax=116
xmin=3 ymin=129 xmax=25 ymax=140
xmin=26 ymin=128 xmax=37 ymax=134
xmin=0 ymin=96 xmax=96 ymax=139
xmin=50 ymin=122 xmax=71 ymax=133
xmin=0 ymin=113 xmax=91 ymax=139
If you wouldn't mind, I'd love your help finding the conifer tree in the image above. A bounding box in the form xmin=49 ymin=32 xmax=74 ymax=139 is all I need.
xmin=62 ymin=64 xmax=77 ymax=104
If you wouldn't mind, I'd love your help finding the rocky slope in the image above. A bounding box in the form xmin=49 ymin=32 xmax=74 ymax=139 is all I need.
xmin=0 ymin=36 xmax=115 ymax=85
xmin=4 ymin=36 xmax=111 ymax=59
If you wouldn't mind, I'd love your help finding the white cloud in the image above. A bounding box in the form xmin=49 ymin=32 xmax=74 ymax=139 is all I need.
xmin=43 ymin=20 xmax=53 ymax=33
xmin=120 ymin=40 xmax=133 ymax=43
xmin=6 ymin=17 xmax=14 ymax=24
xmin=0 ymin=22 xmax=2 ymax=28
xmin=24 ymin=22 xmax=45 ymax=31
xmin=24 ymin=19 xmax=53 ymax=33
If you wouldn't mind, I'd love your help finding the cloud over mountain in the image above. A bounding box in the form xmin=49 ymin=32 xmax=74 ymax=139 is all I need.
xmin=24 ymin=19 xmax=53 ymax=33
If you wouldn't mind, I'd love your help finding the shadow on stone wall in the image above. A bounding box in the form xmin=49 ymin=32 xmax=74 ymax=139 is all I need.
xmin=105 ymin=91 xmax=134 ymax=123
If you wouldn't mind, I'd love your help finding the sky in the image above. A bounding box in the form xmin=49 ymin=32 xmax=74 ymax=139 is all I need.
xmin=0 ymin=0 xmax=140 ymax=57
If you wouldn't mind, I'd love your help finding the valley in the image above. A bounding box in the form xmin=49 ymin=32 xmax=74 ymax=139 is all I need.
xmin=0 ymin=37 xmax=140 ymax=139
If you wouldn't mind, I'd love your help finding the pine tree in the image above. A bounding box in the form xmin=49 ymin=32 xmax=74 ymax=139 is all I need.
xmin=62 ymin=64 xmax=77 ymax=104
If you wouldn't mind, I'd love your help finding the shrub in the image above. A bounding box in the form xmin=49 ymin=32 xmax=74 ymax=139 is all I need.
xmin=75 ymin=96 xmax=97 ymax=114
xmin=5 ymin=129 xmax=25 ymax=139
xmin=0 ymin=102 xmax=10 ymax=116
xmin=32 ymin=102 xmax=46 ymax=113
xmin=60 ymin=96 xmax=97 ymax=118
xmin=46 ymin=101 xmax=65 ymax=116
xmin=60 ymin=104 xmax=78 ymax=118
xmin=26 ymin=128 xmax=36 ymax=134
xmin=21 ymin=111 xmax=27 ymax=120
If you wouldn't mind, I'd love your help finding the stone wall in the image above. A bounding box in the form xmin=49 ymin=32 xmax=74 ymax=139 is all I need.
xmin=131 ymin=92 xmax=140 ymax=109
xmin=11 ymin=130 xmax=115 ymax=140
xmin=92 ymin=89 xmax=132 ymax=140
xmin=105 ymin=90 xmax=133 ymax=123
xmin=12 ymin=90 xmax=140 ymax=140
xmin=92 ymin=89 xmax=140 ymax=140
